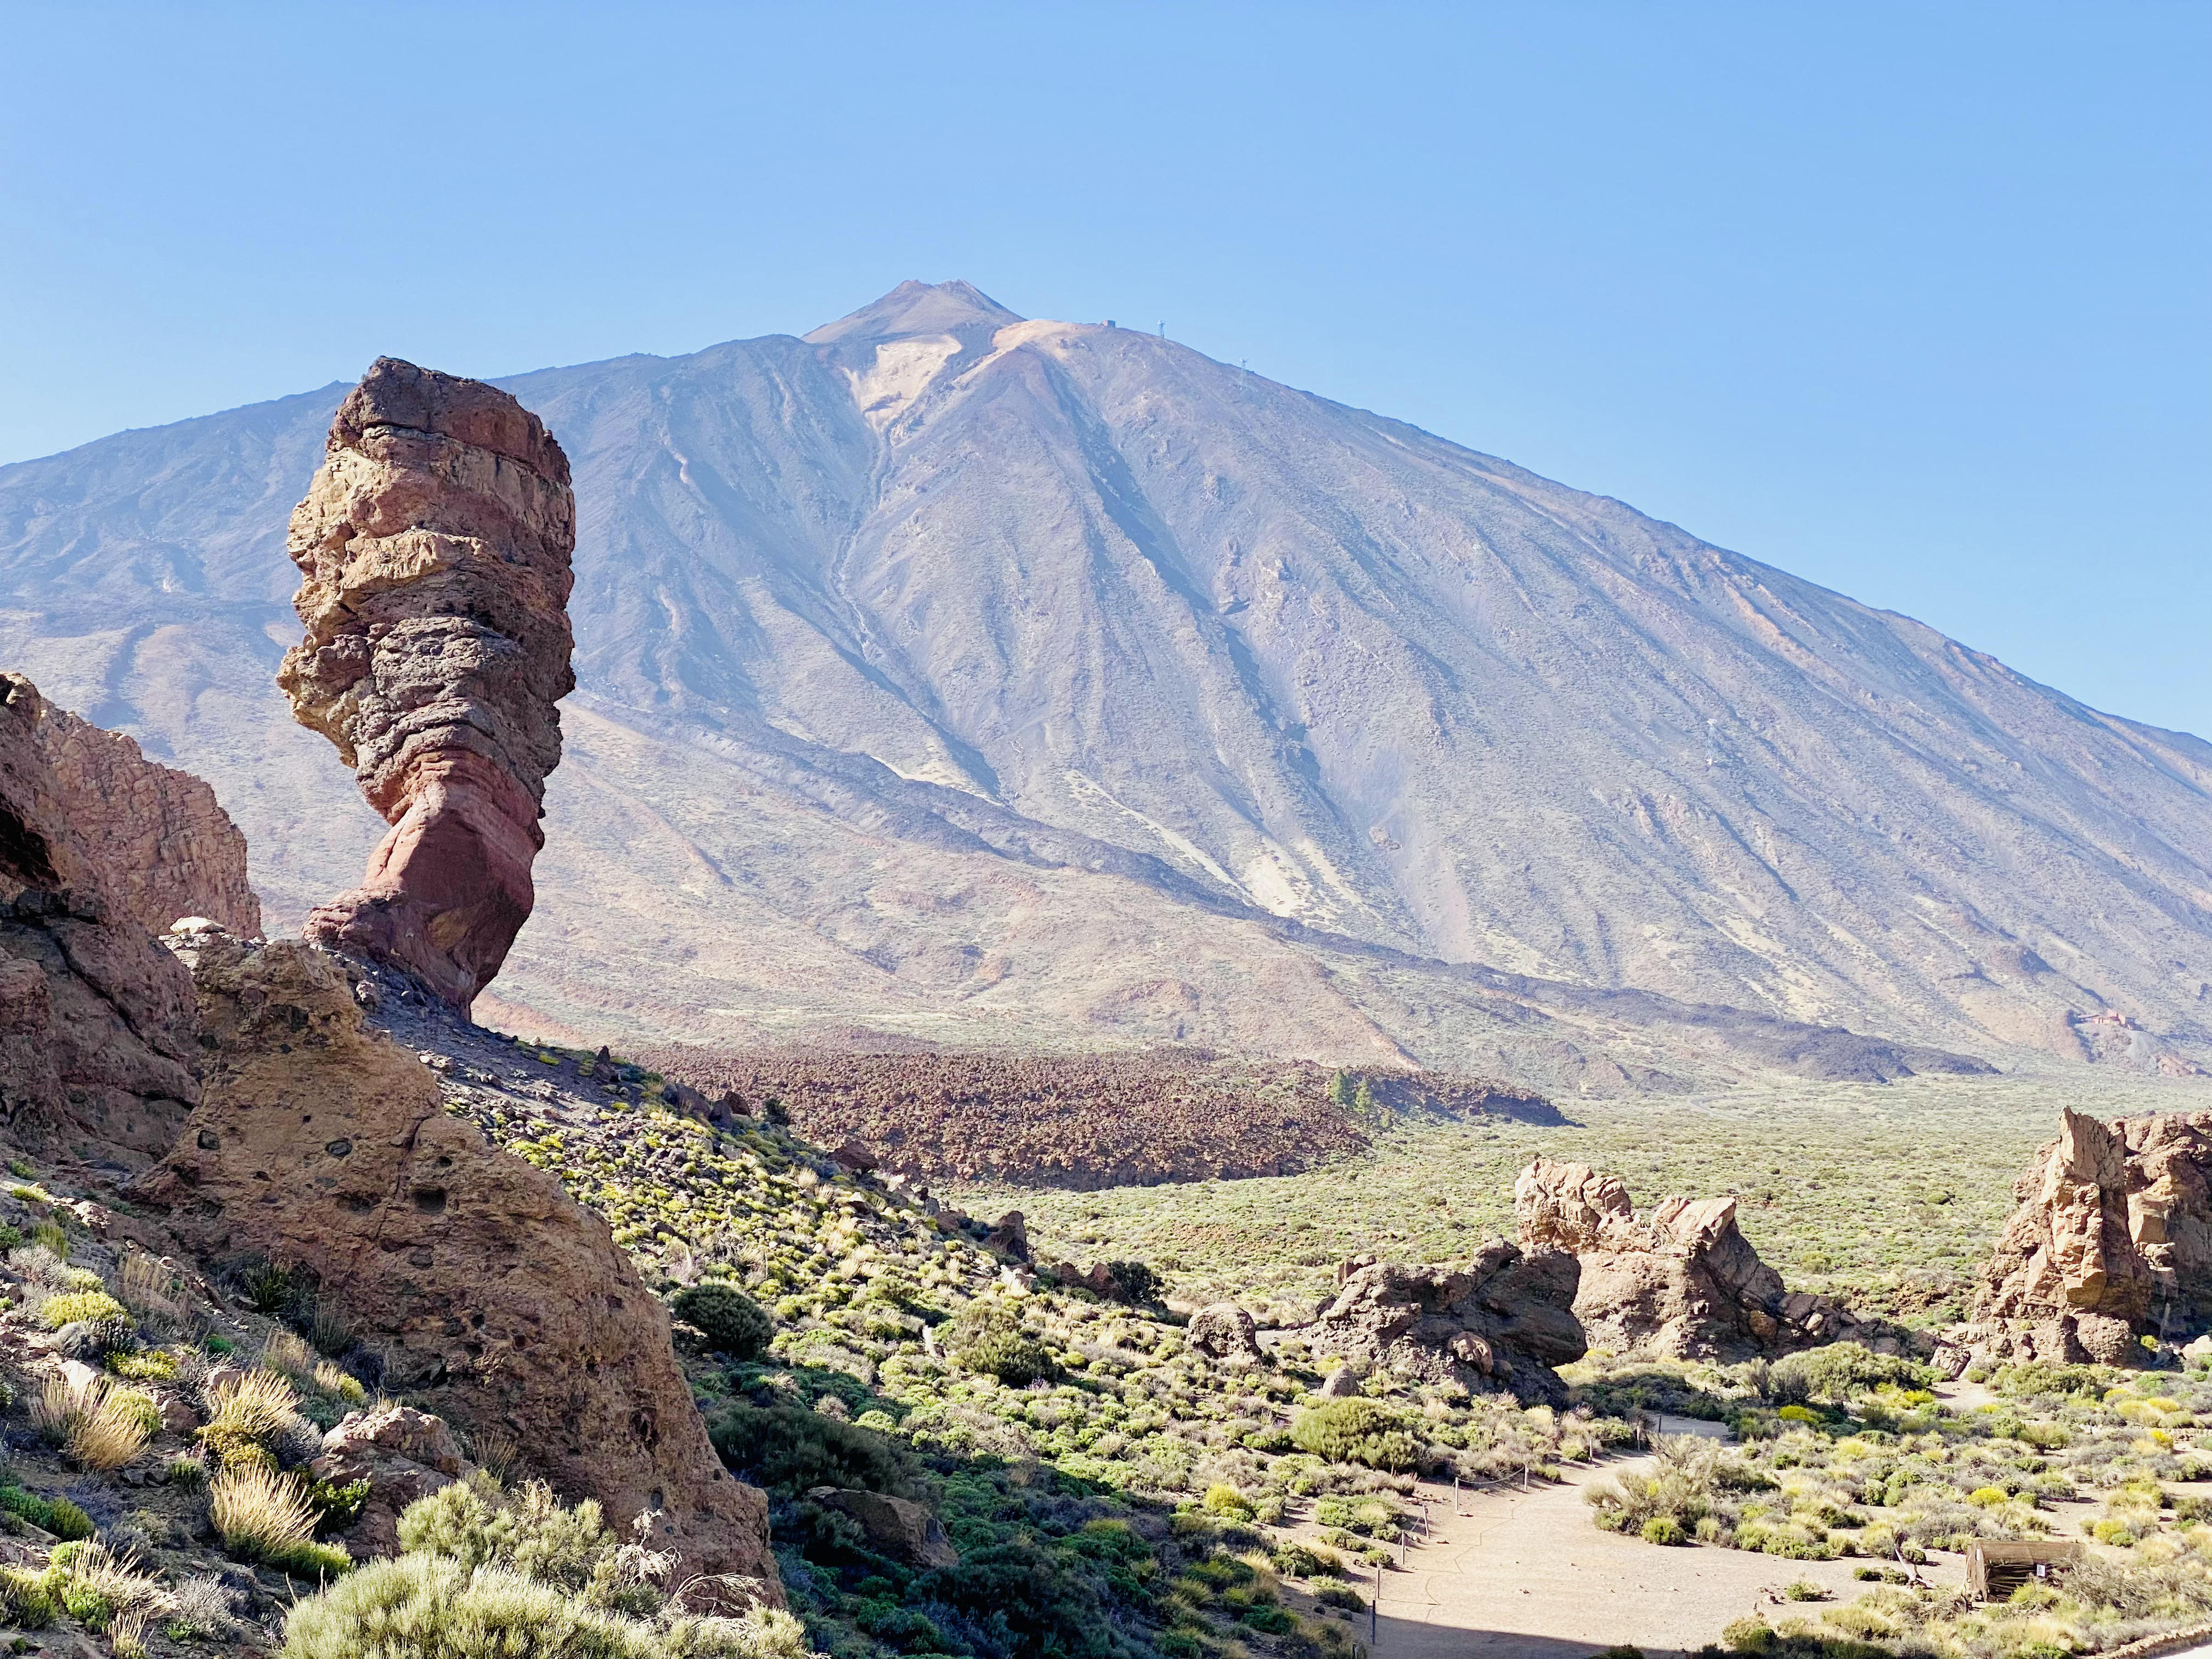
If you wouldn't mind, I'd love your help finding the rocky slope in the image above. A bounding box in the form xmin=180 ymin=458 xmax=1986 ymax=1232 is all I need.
xmin=4 ymin=282 xmax=2208 ymax=1079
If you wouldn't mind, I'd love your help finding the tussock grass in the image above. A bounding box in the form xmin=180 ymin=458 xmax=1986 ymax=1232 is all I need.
xmin=210 ymin=1463 xmax=349 ymax=1577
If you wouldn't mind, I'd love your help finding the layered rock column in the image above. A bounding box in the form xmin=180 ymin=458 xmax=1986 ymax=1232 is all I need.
xmin=279 ymin=358 xmax=575 ymax=1011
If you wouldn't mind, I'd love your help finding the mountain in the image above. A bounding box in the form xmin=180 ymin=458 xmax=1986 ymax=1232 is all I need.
xmin=3 ymin=280 xmax=2208 ymax=1087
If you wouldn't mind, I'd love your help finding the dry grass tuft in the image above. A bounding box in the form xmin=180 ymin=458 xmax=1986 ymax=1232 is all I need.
xmin=208 ymin=1462 xmax=317 ymax=1558
xmin=69 ymin=1384 xmax=156 ymax=1472
xmin=261 ymin=1328 xmax=318 ymax=1383
xmin=205 ymin=1365 xmax=299 ymax=1436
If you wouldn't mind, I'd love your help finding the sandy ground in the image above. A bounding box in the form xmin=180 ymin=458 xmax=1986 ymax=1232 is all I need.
xmin=1304 ymin=1416 xmax=1965 ymax=1659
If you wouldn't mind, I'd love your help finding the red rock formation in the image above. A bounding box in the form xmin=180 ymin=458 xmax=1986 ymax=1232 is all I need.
xmin=134 ymin=932 xmax=779 ymax=1598
xmin=0 ymin=673 xmax=223 ymax=1165
xmin=1514 ymin=1156 xmax=1870 ymax=1358
xmin=279 ymin=358 xmax=575 ymax=1011
xmin=1962 ymin=1108 xmax=2212 ymax=1365
xmin=33 ymin=702 xmax=259 ymax=939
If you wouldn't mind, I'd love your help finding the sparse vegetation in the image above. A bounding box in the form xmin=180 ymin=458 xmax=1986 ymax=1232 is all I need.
xmin=283 ymin=1478 xmax=814 ymax=1658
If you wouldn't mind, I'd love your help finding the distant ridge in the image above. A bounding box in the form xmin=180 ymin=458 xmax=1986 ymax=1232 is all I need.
xmin=1 ymin=280 xmax=2207 ymax=1087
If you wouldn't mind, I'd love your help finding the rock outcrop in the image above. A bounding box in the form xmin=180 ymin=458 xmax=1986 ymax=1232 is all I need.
xmin=1299 ymin=1242 xmax=1585 ymax=1404
xmin=1188 ymin=1302 xmax=1266 ymax=1368
xmin=1960 ymin=1108 xmax=2212 ymax=1364
xmin=1514 ymin=1156 xmax=1867 ymax=1359
xmin=279 ymin=357 xmax=575 ymax=1012
xmin=31 ymin=699 xmax=260 ymax=939
xmin=0 ymin=673 xmax=221 ymax=1166
xmin=806 ymin=1487 xmax=957 ymax=1569
xmin=132 ymin=931 xmax=778 ymax=1598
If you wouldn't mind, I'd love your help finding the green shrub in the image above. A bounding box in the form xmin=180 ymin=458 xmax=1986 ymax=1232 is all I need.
xmin=0 ymin=1563 xmax=55 ymax=1626
xmin=1641 ymin=1515 xmax=1686 ymax=1545
xmin=912 ymin=1538 xmax=1114 ymax=1658
xmin=1768 ymin=1342 xmax=1932 ymax=1404
xmin=29 ymin=1221 xmax=66 ymax=1256
xmin=673 ymin=1283 xmax=773 ymax=1360
xmin=1290 ymin=1398 xmax=1422 ymax=1471
xmin=707 ymin=1402 xmax=910 ymax=1498
xmin=281 ymin=1551 xmax=813 ymax=1658
xmin=37 ymin=1289 xmax=128 ymax=1330
xmin=944 ymin=1302 xmax=1058 ymax=1387
xmin=0 ymin=1481 xmax=94 ymax=1542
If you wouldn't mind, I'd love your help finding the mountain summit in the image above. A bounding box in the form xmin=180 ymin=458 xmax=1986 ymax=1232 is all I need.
xmin=802 ymin=278 xmax=1023 ymax=347
xmin=2 ymin=284 xmax=2207 ymax=1084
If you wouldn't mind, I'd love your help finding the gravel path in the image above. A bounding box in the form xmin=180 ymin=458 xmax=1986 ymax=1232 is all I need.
xmin=1347 ymin=1417 xmax=1963 ymax=1659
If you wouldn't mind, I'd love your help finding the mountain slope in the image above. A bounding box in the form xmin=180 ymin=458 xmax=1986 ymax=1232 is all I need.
xmin=3 ymin=280 xmax=2207 ymax=1081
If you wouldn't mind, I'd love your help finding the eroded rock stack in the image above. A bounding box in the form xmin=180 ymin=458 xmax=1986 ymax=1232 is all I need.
xmin=279 ymin=358 xmax=575 ymax=1011
xmin=1299 ymin=1242 xmax=1586 ymax=1404
xmin=133 ymin=931 xmax=779 ymax=1597
xmin=1514 ymin=1155 xmax=1867 ymax=1359
xmin=0 ymin=673 xmax=241 ymax=1165
xmin=1960 ymin=1108 xmax=2212 ymax=1365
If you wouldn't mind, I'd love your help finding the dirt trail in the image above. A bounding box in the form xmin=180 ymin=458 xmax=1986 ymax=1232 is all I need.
xmin=1347 ymin=1417 xmax=1963 ymax=1659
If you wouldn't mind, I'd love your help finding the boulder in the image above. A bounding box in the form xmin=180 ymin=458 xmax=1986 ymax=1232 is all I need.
xmin=981 ymin=1210 xmax=1030 ymax=1263
xmin=1318 ymin=1363 xmax=1368 ymax=1398
xmin=279 ymin=358 xmax=577 ymax=1012
xmin=131 ymin=933 xmax=779 ymax=1600
xmin=1514 ymin=1156 xmax=1865 ymax=1360
xmin=1188 ymin=1302 xmax=1265 ymax=1368
xmin=806 ymin=1487 xmax=957 ymax=1568
xmin=1299 ymin=1239 xmax=1585 ymax=1405
xmin=312 ymin=1403 xmax=470 ymax=1558
xmin=1965 ymin=1108 xmax=2212 ymax=1364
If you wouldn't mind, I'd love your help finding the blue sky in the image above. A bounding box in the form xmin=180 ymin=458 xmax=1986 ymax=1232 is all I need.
xmin=4 ymin=2 xmax=2205 ymax=735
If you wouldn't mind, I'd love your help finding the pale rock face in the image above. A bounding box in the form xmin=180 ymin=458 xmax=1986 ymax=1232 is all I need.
xmin=1513 ymin=1156 xmax=1858 ymax=1359
xmin=6 ymin=283 xmax=2211 ymax=1077
xmin=279 ymin=358 xmax=575 ymax=1011
xmin=1966 ymin=1108 xmax=2212 ymax=1363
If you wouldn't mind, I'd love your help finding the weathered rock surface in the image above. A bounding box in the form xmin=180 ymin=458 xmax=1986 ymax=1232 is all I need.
xmin=1299 ymin=1242 xmax=1585 ymax=1404
xmin=1188 ymin=1302 xmax=1265 ymax=1368
xmin=311 ymin=1403 xmax=470 ymax=1558
xmin=279 ymin=357 xmax=575 ymax=1011
xmin=131 ymin=932 xmax=777 ymax=1598
xmin=980 ymin=1210 xmax=1030 ymax=1263
xmin=806 ymin=1487 xmax=957 ymax=1569
xmin=31 ymin=699 xmax=260 ymax=939
xmin=1961 ymin=1108 xmax=2212 ymax=1364
xmin=0 ymin=673 xmax=212 ymax=1166
xmin=1514 ymin=1156 xmax=1866 ymax=1359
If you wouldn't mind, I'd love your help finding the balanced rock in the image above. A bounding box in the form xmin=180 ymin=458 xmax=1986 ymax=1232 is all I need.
xmin=132 ymin=933 xmax=778 ymax=1598
xmin=1299 ymin=1240 xmax=1585 ymax=1405
xmin=0 ymin=673 xmax=233 ymax=1166
xmin=1961 ymin=1108 xmax=2212 ymax=1364
xmin=279 ymin=358 xmax=576 ymax=1011
xmin=1514 ymin=1156 xmax=1863 ymax=1359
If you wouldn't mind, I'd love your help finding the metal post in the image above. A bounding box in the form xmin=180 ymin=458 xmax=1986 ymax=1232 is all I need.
xmin=1371 ymin=1564 xmax=1379 ymax=1645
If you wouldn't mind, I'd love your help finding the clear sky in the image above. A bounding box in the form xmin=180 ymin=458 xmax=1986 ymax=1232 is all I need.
xmin=4 ymin=2 xmax=2206 ymax=735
